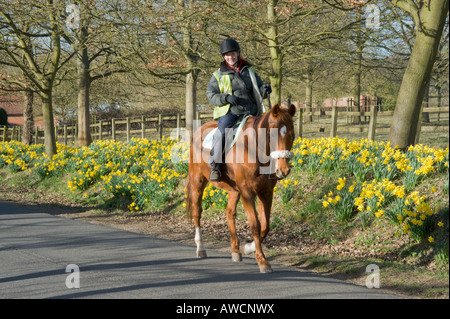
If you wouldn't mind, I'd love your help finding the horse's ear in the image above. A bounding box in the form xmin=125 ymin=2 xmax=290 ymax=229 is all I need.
xmin=288 ymin=104 xmax=296 ymax=117
xmin=272 ymin=104 xmax=280 ymax=116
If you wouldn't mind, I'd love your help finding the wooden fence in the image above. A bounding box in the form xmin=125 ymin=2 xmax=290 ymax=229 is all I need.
xmin=1 ymin=106 xmax=448 ymax=145
xmin=296 ymin=106 xmax=449 ymax=142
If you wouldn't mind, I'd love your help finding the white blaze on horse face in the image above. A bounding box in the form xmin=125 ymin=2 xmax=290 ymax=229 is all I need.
xmin=280 ymin=126 xmax=287 ymax=138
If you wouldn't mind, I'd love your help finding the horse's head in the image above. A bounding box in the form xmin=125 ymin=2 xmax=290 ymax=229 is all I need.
xmin=268 ymin=104 xmax=296 ymax=179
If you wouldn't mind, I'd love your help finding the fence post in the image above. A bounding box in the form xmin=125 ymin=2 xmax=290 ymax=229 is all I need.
xmin=111 ymin=118 xmax=116 ymax=141
xmin=330 ymin=106 xmax=338 ymax=137
xmin=99 ymin=120 xmax=103 ymax=140
xmin=176 ymin=112 xmax=181 ymax=140
xmin=64 ymin=125 xmax=68 ymax=145
xmin=141 ymin=116 xmax=145 ymax=139
xmin=71 ymin=124 xmax=75 ymax=143
xmin=158 ymin=114 xmax=163 ymax=140
xmin=125 ymin=117 xmax=130 ymax=142
xmin=415 ymin=103 xmax=424 ymax=144
xmin=296 ymin=109 xmax=303 ymax=138
xmin=368 ymin=105 xmax=378 ymax=141
xmin=35 ymin=126 xmax=38 ymax=144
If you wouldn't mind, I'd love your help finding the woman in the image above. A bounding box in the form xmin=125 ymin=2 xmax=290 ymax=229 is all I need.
xmin=206 ymin=38 xmax=271 ymax=181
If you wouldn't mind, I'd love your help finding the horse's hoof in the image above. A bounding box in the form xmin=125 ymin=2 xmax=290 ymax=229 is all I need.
xmin=197 ymin=250 xmax=207 ymax=258
xmin=259 ymin=265 xmax=273 ymax=273
xmin=232 ymin=252 xmax=242 ymax=262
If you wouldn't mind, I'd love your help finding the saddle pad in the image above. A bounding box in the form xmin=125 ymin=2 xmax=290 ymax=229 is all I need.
xmin=202 ymin=115 xmax=251 ymax=151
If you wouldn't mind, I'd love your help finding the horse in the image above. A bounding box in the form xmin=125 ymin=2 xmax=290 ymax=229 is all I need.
xmin=185 ymin=104 xmax=296 ymax=273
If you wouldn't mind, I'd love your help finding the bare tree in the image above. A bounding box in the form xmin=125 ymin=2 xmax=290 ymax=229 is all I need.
xmin=0 ymin=0 xmax=74 ymax=156
xmin=388 ymin=0 xmax=449 ymax=149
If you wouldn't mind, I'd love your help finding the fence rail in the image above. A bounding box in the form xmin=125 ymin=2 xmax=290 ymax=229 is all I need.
xmin=1 ymin=106 xmax=449 ymax=145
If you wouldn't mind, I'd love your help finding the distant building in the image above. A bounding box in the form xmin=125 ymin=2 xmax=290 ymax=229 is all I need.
xmin=296 ymin=95 xmax=381 ymax=111
xmin=322 ymin=95 xmax=382 ymax=111
xmin=0 ymin=94 xmax=49 ymax=128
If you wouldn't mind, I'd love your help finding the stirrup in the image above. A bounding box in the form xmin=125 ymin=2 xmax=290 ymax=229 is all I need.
xmin=209 ymin=167 xmax=221 ymax=181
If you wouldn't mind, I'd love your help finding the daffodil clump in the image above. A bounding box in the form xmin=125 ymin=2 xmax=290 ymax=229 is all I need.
xmin=1 ymin=135 xmax=448 ymax=245
xmin=201 ymin=183 xmax=228 ymax=210
xmin=1 ymin=138 xmax=188 ymax=212
xmin=275 ymin=178 xmax=299 ymax=205
xmin=0 ymin=140 xmax=46 ymax=173
xmin=293 ymin=137 xmax=448 ymax=243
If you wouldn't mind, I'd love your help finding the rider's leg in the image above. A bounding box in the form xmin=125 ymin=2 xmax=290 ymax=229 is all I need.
xmin=209 ymin=113 xmax=239 ymax=181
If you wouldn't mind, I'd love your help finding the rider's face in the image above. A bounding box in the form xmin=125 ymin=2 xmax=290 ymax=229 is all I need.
xmin=223 ymin=51 xmax=240 ymax=67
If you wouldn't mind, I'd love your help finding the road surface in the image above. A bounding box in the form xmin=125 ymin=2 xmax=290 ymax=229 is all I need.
xmin=0 ymin=199 xmax=399 ymax=301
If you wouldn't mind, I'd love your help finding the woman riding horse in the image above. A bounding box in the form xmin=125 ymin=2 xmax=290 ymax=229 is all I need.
xmin=206 ymin=38 xmax=271 ymax=181
xmin=186 ymin=101 xmax=296 ymax=273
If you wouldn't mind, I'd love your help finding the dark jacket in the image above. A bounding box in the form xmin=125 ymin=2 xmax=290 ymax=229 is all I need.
xmin=206 ymin=60 xmax=264 ymax=118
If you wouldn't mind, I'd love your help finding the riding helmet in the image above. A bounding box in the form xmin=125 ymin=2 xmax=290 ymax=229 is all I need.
xmin=220 ymin=38 xmax=240 ymax=55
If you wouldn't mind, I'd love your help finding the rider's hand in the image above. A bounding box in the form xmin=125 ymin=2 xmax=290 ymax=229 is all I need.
xmin=226 ymin=95 xmax=241 ymax=106
xmin=262 ymin=84 xmax=272 ymax=99
xmin=230 ymin=105 xmax=249 ymax=116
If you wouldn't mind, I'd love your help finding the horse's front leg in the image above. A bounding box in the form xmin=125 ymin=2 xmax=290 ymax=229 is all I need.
xmin=243 ymin=189 xmax=274 ymax=254
xmin=257 ymin=188 xmax=274 ymax=241
xmin=240 ymin=191 xmax=272 ymax=273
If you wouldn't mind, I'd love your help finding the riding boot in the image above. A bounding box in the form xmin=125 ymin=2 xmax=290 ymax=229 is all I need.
xmin=209 ymin=162 xmax=222 ymax=181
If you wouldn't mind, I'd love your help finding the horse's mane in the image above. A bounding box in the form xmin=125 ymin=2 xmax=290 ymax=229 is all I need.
xmin=254 ymin=104 xmax=294 ymax=129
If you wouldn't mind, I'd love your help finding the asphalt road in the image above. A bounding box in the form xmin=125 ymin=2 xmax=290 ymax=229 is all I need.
xmin=0 ymin=199 xmax=400 ymax=300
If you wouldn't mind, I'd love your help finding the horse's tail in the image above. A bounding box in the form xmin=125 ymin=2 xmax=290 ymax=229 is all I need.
xmin=185 ymin=176 xmax=193 ymax=220
xmin=185 ymin=140 xmax=194 ymax=220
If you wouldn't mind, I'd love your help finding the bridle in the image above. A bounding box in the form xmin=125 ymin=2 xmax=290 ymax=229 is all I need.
xmin=251 ymin=114 xmax=294 ymax=179
xmin=268 ymin=119 xmax=294 ymax=160
xmin=263 ymin=96 xmax=294 ymax=160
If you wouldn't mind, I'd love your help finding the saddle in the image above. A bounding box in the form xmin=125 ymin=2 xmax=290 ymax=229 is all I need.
xmin=202 ymin=114 xmax=251 ymax=152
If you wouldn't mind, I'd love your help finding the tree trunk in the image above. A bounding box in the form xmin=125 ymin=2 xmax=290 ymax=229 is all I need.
xmin=177 ymin=0 xmax=199 ymax=141
xmin=185 ymin=68 xmax=198 ymax=140
xmin=76 ymin=26 xmax=92 ymax=147
xmin=305 ymin=69 xmax=313 ymax=123
xmin=352 ymin=19 xmax=363 ymax=124
xmin=41 ymin=90 xmax=57 ymax=157
xmin=22 ymin=89 xmax=34 ymax=145
xmin=267 ymin=0 xmax=282 ymax=105
xmin=388 ymin=0 xmax=449 ymax=149
xmin=422 ymin=82 xmax=430 ymax=123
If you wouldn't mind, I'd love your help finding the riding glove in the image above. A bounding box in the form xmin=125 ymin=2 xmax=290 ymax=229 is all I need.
xmin=262 ymin=84 xmax=272 ymax=99
xmin=226 ymin=95 xmax=242 ymax=106
xmin=230 ymin=105 xmax=250 ymax=116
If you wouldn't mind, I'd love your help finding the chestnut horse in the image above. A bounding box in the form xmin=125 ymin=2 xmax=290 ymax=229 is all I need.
xmin=185 ymin=104 xmax=296 ymax=273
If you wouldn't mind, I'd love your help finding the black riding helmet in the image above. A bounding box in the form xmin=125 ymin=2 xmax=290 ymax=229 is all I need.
xmin=220 ymin=38 xmax=240 ymax=56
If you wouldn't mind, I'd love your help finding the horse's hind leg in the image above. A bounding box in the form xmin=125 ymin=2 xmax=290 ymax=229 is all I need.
xmin=225 ymin=191 xmax=242 ymax=262
xmin=189 ymin=175 xmax=208 ymax=258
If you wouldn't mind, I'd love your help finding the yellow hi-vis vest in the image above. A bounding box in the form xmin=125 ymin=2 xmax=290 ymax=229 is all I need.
xmin=212 ymin=67 xmax=263 ymax=119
